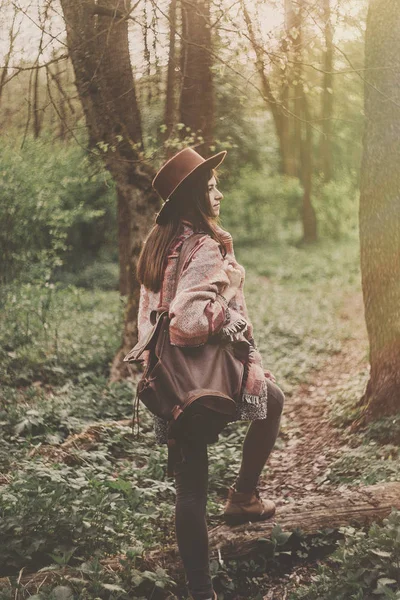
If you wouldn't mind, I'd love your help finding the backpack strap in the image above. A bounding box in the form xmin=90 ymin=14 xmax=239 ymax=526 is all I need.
xmin=123 ymin=233 xmax=208 ymax=361
xmin=157 ymin=232 xmax=207 ymax=313
xmin=172 ymin=232 xmax=206 ymax=298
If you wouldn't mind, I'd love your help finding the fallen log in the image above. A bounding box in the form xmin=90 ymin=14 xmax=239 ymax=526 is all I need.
xmin=1 ymin=481 xmax=399 ymax=589
xmin=206 ymin=481 xmax=400 ymax=561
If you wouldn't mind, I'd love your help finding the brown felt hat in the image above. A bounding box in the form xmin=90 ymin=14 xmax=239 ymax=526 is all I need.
xmin=152 ymin=147 xmax=227 ymax=225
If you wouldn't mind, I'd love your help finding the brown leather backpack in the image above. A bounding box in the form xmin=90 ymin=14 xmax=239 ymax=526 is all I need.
xmin=124 ymin=233 xmax=250 ymax=474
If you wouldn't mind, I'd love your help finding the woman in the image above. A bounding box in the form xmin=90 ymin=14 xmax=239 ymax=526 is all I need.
xmin=135 ymin=147 xmax=285 ymax=600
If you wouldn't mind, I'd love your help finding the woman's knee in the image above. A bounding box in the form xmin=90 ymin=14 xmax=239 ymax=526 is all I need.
xmin=267 ymin=382 xmax=285 ymax=417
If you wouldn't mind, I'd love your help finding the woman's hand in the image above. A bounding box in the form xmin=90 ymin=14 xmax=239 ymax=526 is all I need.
xmin=264 ymin=370 xmax=276 ymax=383
xmin=223 ymin=259 xmax=242 ymax=290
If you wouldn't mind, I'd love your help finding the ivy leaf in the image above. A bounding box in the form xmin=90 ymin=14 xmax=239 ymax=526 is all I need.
xmin=371 ymin=549 xmax=392 ymax=558
xmin=50 ymin=586 xmax=74 ymax=600
xmin=101 ymin=584 xmax=127 ymax=592
xmin=376 ymin=578 xmax=397 ymax=586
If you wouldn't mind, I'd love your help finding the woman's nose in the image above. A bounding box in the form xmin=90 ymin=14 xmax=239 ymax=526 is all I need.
xmin=216 ymin=189 xmax=223 ymax=200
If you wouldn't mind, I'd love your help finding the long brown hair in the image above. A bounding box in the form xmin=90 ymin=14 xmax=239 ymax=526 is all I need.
xmin=137 ymin=167 xmax=227 ymax=292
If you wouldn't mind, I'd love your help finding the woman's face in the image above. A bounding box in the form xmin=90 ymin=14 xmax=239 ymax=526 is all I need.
xmin=208 ymin=175 xmax=223 ymax=217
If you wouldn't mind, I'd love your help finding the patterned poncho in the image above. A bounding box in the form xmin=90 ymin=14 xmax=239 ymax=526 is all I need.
xmin=136 ymin=220 xmax=271 ymax=443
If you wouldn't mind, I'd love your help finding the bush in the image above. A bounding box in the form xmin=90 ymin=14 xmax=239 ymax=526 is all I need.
xmin=220 ymin=167 xmax=359 ymax=244
xmin=74 ymin=261 xmax=119 ymax=290
xmin=0 ymin=137 xmax=116 ymax=284
xmin=313 ymin=175 xmax=359 ymax=239
xmin=221 ymin=168 xmax=303 ymax=244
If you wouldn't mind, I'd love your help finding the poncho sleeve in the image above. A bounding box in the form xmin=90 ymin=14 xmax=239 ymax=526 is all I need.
xmin=168 ymin=236 xmax=248 ymax=346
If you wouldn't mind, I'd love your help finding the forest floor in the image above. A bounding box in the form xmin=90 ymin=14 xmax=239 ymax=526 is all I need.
xmin=256 ymin=290 xmax=369 ymax=599
xmin=2 ymin=238 xmax=399 ymax=600
xmin=263 ymin=288 xmax=367 ymax=503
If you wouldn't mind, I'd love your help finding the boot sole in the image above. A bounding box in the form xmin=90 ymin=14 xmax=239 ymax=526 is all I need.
xmin=223 ymin=506 xmax=276 ymax=525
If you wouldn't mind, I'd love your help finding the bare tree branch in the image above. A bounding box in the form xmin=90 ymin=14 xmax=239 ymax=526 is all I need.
xmin=47 ymin=61 xmax=76 ymax=115
xmin=149 ymin=0 xmax=324 ymax=136
xmin=86 ymin=0 xmax=141 ymax=21
xmin=0 ymin=2 xmax=21 ymax=104
xmin=12 ymin=0 xmax=68 ymax=47
xmin=306 ymin=4 xmax=400 ymax=110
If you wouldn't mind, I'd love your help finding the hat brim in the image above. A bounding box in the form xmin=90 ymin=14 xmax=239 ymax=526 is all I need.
xmin=155 ymin=150 xmax=227 ymax=225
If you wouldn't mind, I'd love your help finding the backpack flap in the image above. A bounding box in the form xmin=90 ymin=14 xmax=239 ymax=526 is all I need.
xmin=123 ymin=310 xmax=168 ymax=363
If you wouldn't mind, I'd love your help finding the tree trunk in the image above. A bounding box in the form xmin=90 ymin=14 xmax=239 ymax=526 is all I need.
xmin=117 ymin=188 xmax=133 ymax=297
xmin=48 ymin=56 xmax=70 ymax=141
xmin=32 ymin=64 xmax=42 ymax=138
xmin=163 ymin=0 xmax=178 ymax=148
xmin=291 ymin=1 xmax=303 ymax=182
xmin=320 ymin=0 xmax=334 ymax=182
xmin=280 ymin=1 xmax=295 ymax=176
xmin=300 ymin=91 xmax=317 ymax=242
xmin=358 ymin=0 xmax=400 ymax=421
xmin=59 ymin=0 xmax=160 ymax=378
xmin=293 ymin=0 xmax=317 ymax=242
xmin=179 ymin=0 xmax=214 ymax=155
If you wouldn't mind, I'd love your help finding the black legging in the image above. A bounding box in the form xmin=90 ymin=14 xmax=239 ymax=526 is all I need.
xmin=173 ymin=379 xmax=285 ymax=600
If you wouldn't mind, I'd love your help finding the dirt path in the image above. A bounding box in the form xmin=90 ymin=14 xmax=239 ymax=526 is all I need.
xmin=260 ymin=291 xmax=368 ymax=506
xmin=253 ymin=292 xmax=369 ymax=599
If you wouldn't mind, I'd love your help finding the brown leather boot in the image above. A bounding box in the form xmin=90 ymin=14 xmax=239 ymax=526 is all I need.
xmin=223 ymin=486 xmax=276 ymax=525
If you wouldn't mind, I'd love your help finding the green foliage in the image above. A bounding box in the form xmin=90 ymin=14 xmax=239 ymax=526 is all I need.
xmin=0 ymin=137 xmax=116 ymax=284
xmin=329 ymin=370 xmax=400 ymax=446
xmin=313 ymin=175 xmax=359 ymax=240
xmin=213 ymin=68 xmax=278 ymax=175
xmin=0 ymin=380 xmax=134 ymax=449
xmin=208 ymin=526 xmax=339 ymax=598
xmin=221 ymin=168 xmax=303 ymax=244
xmin=1 ymin=234 xmax=394 ymax=600
xmin=237 ymin=238 xmax=360 ymax=394
xmin=324 ymin=372 xmax=400 ymax=487
xmin=329 ymin=368 xmax=370 ymax=428
xmin=68 ymin=261 xmax=119 ymax=290
xmin=327 ymin=443 xmax=400 ymax=486
xmin=290 ymin=510 xmax=400 ymax=600
xmin=0 ymin=373 xmax=176 ymax=577
xmin=0 ymin=461 xmax=142 ymax=571
xmin=0 ymin=283 xmax=123 ymax=386
xmin=365 ymin=416 xmax=400 ymax=446
xmin=208 ymin=427 xmax=245 ymax=496
xmin=0 ymin=555 xmax=176 ymax=600
xmin=0 ymin=440 xmax=175 ymax=574
xmin=219 ymin=167 xmax=358 ymax=245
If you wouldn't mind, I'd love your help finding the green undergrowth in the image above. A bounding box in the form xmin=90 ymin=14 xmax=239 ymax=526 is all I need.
xmin=289 ymin=510 xmax=400 ymax=600
xmin=237 ymin=235 xmax=362 ymax=395
xmin=0 ymin=284 xmax=124 ymax=386
xmin=327 ymin=442 xmax=400 ymax=486
xmin=2 ymin=234 xmax=398 ymax=599
xmin=329 ymin=368 xmax=400 ymax=446
xmin=321 ymin=368 xmax=400 ymax=487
